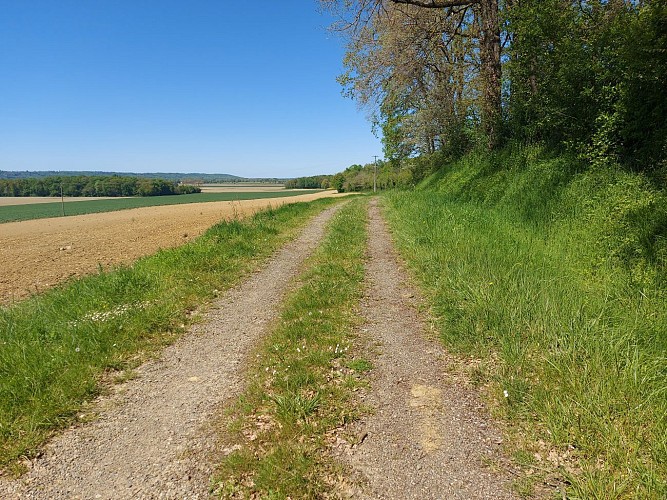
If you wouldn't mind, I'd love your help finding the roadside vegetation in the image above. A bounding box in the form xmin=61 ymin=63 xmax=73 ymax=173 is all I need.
xmin=382 ymin=145 xmax=666 ymax=498
xmin=318 ymin=2 xmax=666 ymax=494
xmin=0 ymin=190 xmax=321 ymax=223
xmin=0 ymin=198 xmax=337 ymax=472
xmin=213 ymin=198 xmax=369 ymax=498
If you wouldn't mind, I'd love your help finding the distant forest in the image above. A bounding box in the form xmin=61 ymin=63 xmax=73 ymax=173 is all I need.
xmin=0 ymin=170 xmax=288 ymax=184
xmin=284 ymin=175 xmax=332 ymax=189
xmin=0 ymin=175 xmax=201 ymax=197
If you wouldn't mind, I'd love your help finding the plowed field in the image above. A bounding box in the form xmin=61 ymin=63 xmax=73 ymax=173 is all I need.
xmin=0 ymin=191 xmax=345 ymax=304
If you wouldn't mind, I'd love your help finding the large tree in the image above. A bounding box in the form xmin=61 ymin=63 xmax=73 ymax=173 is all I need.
xmin=323 ymin=0 xmax=502 ymax=149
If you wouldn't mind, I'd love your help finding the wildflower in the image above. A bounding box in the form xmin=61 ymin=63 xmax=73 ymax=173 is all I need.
xmin=75 ymin=347 xmax=81 ymax=353
xmin=503 ymin=390 xmax=509 ymax=398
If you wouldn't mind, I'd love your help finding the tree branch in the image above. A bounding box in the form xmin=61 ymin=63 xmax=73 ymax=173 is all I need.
xmin=391 ymin=0 xmax=478 ymax=8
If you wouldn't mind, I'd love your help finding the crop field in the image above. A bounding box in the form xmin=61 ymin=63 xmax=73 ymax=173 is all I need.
xmin=0 ymin=190 xmax=323 ymax=223
xmin=0 ymin=196 xmax=129 ymax=207
xmin=0 ymin=191 xmax=344 ymax=304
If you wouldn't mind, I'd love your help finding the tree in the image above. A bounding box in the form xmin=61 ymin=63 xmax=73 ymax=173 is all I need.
xmin=323 ymin=0 xmax=502 ymax=149
xmin=505 ymin=0 xmax=665 ymax=173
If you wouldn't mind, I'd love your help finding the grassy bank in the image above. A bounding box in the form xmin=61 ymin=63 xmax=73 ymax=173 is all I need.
xmin=0 ymin=198 xmax=337 ymax=471
xmin=383 ymin=146 xmax=666 ymax=498
xmin=0 ymin=190 xmax=323 ymax=223
xmin=213 ymin=197 xmax=369 ymax=498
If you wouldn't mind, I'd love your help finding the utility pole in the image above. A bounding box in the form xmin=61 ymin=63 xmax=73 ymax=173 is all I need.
xmin=373 ymin=155 xmax=378 ymax=193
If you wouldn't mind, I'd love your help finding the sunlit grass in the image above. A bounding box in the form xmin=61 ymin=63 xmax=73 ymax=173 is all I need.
xmin=383 ymin=146 xmax=667 ymax=498
xmin=213 ymin=198 xmax=370 ymax=498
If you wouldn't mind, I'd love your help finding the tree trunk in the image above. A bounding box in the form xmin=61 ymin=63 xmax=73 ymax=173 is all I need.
xmin=387 ymin=0 xmax=503 ymax=148
xmin=479 ymin=0 xmax=502 ymax=149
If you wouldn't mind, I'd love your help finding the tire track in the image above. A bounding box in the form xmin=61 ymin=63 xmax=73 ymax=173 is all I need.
xmin=337 ymin=199 xmax=517 ymax=499
xmin=0 ymin=204 xmax=343 ymax=499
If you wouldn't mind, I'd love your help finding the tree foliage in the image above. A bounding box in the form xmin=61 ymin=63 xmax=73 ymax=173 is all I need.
xmin=0 ymin=175 xmax=201 ymax=197
xmin=287 ymin=162 xmax=413 ymax=192
xmin=323 ymin=0 xmax=502 ymax=152
xmin=323 ymin=0 xmax=667 ymax=178
xmin=506 ymin=0 xmax=667 ymax=172
xmin=284 ymin=175 xmax=331 ymax=189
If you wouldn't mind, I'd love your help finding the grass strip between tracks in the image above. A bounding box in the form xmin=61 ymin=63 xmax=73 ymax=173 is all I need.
xmin=213 ymin=197 xmax=370 ymax=498
xmin=0 ymin=197 xmax=338 ymax=473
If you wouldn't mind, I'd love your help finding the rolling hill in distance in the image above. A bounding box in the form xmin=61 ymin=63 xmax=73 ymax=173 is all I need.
xmin=0 ymin=170 xmax=289 ymax=183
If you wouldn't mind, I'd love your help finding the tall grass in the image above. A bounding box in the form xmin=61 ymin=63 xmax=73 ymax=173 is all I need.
xmin=214 ymin=198 xmax=369 ymax=498
xmin=384 ymin=146 xmax=667 ymax=498
xmin=0 ymin=198 xmax=337 ymax=471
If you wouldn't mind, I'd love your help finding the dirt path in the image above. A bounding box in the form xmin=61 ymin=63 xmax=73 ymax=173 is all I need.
xmin=336 ymin=199 xmax=516 ymax=499
xmin=0 ymin=204 xmax=342 ymax=500
xmin=0 ymin=191 xmax=345 ymax=304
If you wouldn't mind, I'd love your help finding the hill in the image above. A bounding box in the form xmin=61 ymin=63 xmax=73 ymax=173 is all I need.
xmin=0 ymin=170 xmax=287 ymax=184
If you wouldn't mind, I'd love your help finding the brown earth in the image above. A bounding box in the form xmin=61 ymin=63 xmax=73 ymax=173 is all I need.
xmin=0 ymin=191 xmax=346 ymax=305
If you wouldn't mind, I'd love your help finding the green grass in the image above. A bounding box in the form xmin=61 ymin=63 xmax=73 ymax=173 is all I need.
xmin=383 ymin=146 xmax=667 ymax=498
xmin=0 ymin=190 xmax=323 ymax=223
xmin=213 ymin=197 xmax=369 ymax=499
xmin=0 ymin=197 xmax=337 ymax=472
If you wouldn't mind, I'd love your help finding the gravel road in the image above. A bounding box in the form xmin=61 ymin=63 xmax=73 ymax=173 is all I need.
xmin=1 ymin=198 xmax=521 ymax=499
xmin=335 ymin=199 xmax=517 ymax=499
xmin=0 ymin=204 xmax=342 ymax=499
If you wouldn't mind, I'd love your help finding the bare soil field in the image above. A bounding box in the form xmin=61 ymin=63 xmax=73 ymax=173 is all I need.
xmin=0 ymin=191 xmax=345 ymax=305
xmin=199 ymin=183 xmax=289 ymax=193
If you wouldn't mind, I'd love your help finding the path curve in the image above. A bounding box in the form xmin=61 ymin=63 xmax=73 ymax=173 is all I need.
xmin=337 ymin=199 xmax=516 ymax=499
xmin=0 ymin=204 xmax=342 ymax=499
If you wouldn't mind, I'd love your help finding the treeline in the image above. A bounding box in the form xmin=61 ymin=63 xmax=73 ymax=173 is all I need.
xmin=321 ymin=0 xmax=666 ymax=181
xmin=284 ymin=175 xmax=331 ymax=189
xmin=288 ymin=162 xmax=416 ymax=193
xmin=0 ymin=170 xmax=290 ymax=184
xmin=0 ymin=175 xmax=201 ymax=197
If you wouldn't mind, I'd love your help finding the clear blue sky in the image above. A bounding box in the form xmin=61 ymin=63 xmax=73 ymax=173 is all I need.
xmin=0 ymin=1 xmax=382 ymax=178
